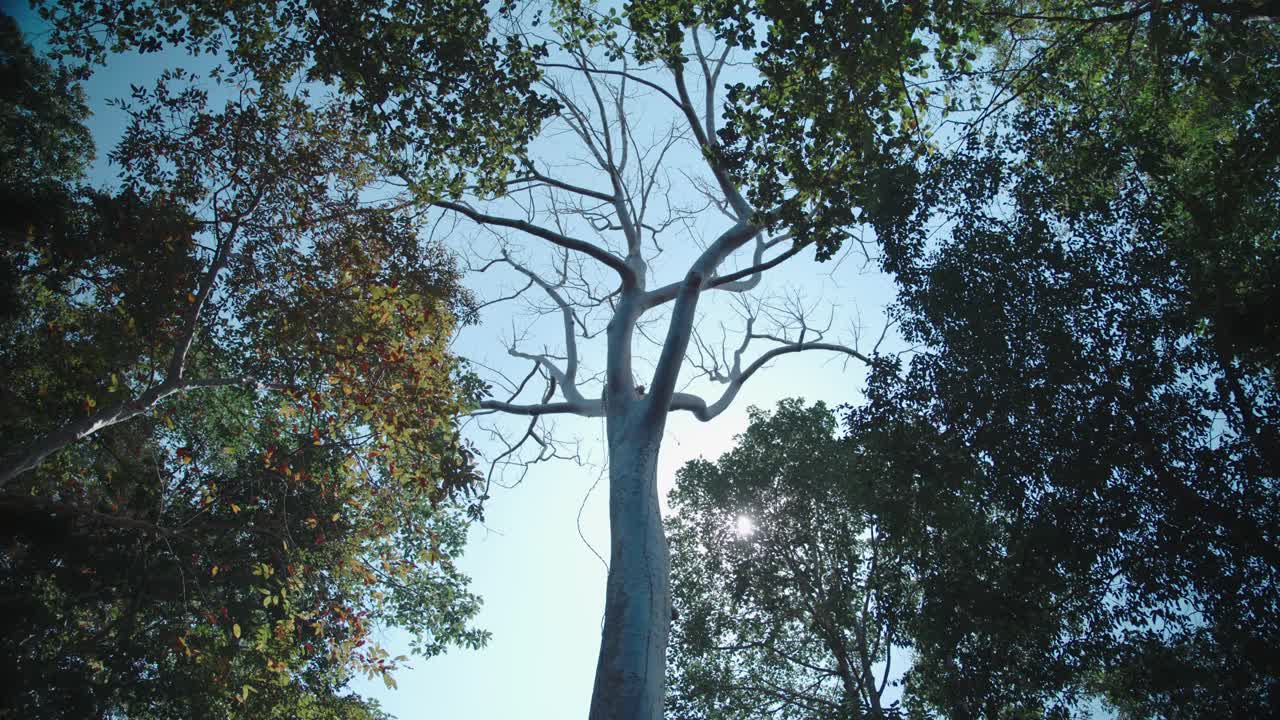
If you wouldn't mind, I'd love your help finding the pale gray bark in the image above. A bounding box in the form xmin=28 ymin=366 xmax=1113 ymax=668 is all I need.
xmin=589 ymin=402 xmax=671 ymax=720
xmin=0 ymin=376 xmax=282 ymax=489
xmin=453 ymin=30 xmax=875 ymax=719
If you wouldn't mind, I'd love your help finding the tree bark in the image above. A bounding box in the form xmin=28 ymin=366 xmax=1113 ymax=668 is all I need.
xmin=589 ymin=403 xmax=672 ymax=720
xmin=0 ymin=376 xmax=276 ymax=490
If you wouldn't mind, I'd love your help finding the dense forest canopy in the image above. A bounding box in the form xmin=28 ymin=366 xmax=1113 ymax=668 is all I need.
xmin=2 ymin=0 xmax=1277 ymax=718
xmin=669 ymin=2 xmax=1280 ymax=718
xmin=1 ymin=11 xmax=488 ymax=717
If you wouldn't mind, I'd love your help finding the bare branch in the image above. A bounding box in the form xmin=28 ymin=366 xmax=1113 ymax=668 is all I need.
xmin=669 ymin=342 xmax=870 ymax=422
xmin=669 ymin=53 xmax=752 ymax=219
xmin=476 ymin=398 xmax=604 ymax=417
xmin=511 ymin=161 xmax=615 ymax=203
xmin=537 ymin=61 xmax=683 ymax=110
xmin=498 ymin=250 xmax=594 ymax=405
xmin=435 ymin=200 xmax=635 ymax=282
xmin=711 ymin=236 xmax=804 ymax=292
xmin=641 ymin=232 xmax=801 ymax=307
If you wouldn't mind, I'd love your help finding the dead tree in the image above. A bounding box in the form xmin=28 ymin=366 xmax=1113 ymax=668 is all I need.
xmin=434 ymin=25 xmax=872 ymax=720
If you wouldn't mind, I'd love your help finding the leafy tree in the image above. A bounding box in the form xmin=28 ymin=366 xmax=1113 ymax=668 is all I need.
xmin=853 ymin=2 xmax=1280 ymax=717
xmin=667 ymin=4 xmax=1279 ymax=719
xmin=665 ymin=400 xmax=916 ymax=720
xmin=0 ymin=11 xmax=93 ymax=317
xmin=31 ymin=0 xmax=556 ymax=197
xmin=2 ymin=15 xmax=488 ymax=717
xmin=665 ymin=398 xmax=1096 ymax=720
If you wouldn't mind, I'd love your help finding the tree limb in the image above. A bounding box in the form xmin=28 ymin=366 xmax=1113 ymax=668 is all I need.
xmin=0 ymin=376 xmax=294 ymax=489
xmin=435 ymin=200 xmax=635 ymax=282
xmin=669 ymin=342 xmax=870 ymax=421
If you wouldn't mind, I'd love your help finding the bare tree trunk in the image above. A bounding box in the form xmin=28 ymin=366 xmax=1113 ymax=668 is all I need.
xmin=589 ymin=404 xmax=671 ymax=720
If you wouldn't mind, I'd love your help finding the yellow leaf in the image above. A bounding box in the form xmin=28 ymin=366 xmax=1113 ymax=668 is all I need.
xmin=187 ymin=292 xmax=197 ymax=304
xmin=211 ymin=566 xmax=219 ymax=577
xmin=232 ymin=623 xmax=241 ymax=639
xmin=230 ymin=503 xmax=241 ymax=514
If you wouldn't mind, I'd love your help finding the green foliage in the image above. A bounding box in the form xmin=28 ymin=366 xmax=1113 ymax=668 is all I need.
xmin=0 ymin=12 xmax=94 ymax=318
xmin=857 ymin=3 xmax=1280 ymax=717
xmin=669 ymin=6 xmax=1279 ymax=718
xmin=622 ymin=0 xmax=994 ymax=258
xmin=8 ymin=0 xmax=1277 ymax=717
xmin=986 ymin=0 xmax=1280 ymax=386
xmin=1 ymin=16 xmax=488 ymax=718
xmin=666 ymin=400 xmax=918 ymax=720
xmin=33 ymin=0 xmax=558 ymax=197
xmin=0 ymin=13 xmax=92 ymax=182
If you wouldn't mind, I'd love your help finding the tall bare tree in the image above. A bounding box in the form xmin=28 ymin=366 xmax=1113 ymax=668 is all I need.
xmin=431 ymin=9 xmax=896 ymax=718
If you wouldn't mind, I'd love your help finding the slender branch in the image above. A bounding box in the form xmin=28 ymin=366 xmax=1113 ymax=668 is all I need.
xmin=500 ymin=251 xmax=590 ymax=405
xmin=573 ymin=49 xmax=644 ymax=260
xmin=537 ymin=62 xmax=683 ymax=109
xmin=669 ymin=342 xmax=870 ymax=421
xmin=168 ymin=188 xmax=266 ymax=381
xmin=0 ymin=375 xmax=289 ymax=487
xmin=669 ymin=52 xmax=752 ymax=218
xmin=512 ymin=163 xmax=615 ymax=203
xmin=476 ymin=399 xmax=604 ymax=417
xmin=641 ymin=232 xmax=800 ymax=307
xmin=711 ymin=241 xmax=805 ymax=291
xmin=435 ymin=200 xmax=635 ymax=282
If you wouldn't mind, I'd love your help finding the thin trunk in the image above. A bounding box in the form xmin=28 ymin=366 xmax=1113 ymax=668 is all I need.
xmin=0 ymin=376 xmax=274 ymax=490
xmin=589 ymin=404 xmax=672 ymax=720
xmin=0 ymin=384 xmax=184 ymax=489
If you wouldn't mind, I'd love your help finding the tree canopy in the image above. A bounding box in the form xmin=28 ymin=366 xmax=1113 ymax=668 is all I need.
xmin=666 ymin=400 xmax=916 ymax=720
xmin=669 ymin=3 xmax=1279 ymax=718
xmin=31 ymin=0 xmax=556 ymax=196
xmin=5 ymin=0 xmax=1278 ymax=717
xmin=1 ymin=13 xmax=489 ymax=716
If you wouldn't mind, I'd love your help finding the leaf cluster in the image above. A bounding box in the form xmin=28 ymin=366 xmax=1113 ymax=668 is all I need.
xmin=32 ymin=0 xmax=560 ymax=197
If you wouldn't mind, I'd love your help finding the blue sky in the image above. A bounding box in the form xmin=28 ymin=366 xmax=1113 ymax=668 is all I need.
xmin=10 ymin=6 xmax=902 ymax=716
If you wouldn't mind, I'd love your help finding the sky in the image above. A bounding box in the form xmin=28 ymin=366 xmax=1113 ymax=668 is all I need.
xmin=9 ymin=6 xmax=903 ymax=717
